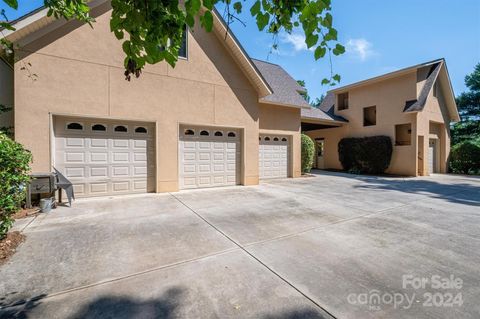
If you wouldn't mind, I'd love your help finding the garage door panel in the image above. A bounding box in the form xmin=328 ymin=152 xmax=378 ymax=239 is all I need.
xmin=55 ymin=118 xmax=154 ymax=197
xmin=179 ymin=126 xmax=240 ymax=189
xmin=198 ymin=164 xmax=211 ymax=173
xmin=90 ymin=139 xmax=108 ymax=148
xmin=112 ymin=181 xmax=130 ymax=192
xmin=90 ymin=167 xmax=108 ymax=177
xmin=90 ymin=152 xmax=108 ymax=163
xmin=133 ymin=166 xmax=147 ymax=176
xmin=90 ymin=182 xmax=108 ymax=194
xmin=65 ymin=167 xmax=85 ymax=178
xmin=259 ymin=135 xmax=289 ymax=180
xmin=65 ymin=152 xmax=85 ymax=163
xmin=112 ymin=152 xmax=129 ymax=162
xmin=112 ymin=166 xmax=129 ymax=177
xmin=65 ymin=137 xmax=85 ymax=147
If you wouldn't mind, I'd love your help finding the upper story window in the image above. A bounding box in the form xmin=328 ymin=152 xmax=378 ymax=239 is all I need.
xmin=363 ymin=106 xmax=376 ymax=126
xmin=179 ymin=27 xmax=187 ymax=59
xmin=395 ymin=123 xmax=412 ymax=146
xmin=160 ymin=26 xmax=187 ymax=59
xmin=338 ymin=92 xmax=349 ymax=110
xmin=433 ymin=81 xmax=438 ymax=98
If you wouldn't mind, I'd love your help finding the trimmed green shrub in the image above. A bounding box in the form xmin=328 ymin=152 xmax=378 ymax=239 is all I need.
xmin=338 ymin=136 xmax=393 ymax=174
xmin=0 ymin=133 xmax=32 ymax=239
xmin=301 ymin=134 xmax=315 ymax=174
xmin=450 ymin=140 xmax=480 ymax=174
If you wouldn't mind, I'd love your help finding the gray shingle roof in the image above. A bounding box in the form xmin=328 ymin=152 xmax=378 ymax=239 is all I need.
xmin=300 ymin=92 xmax=347 ymax=123
xmin=301 ymin=105 xmax=348 ymax=123
xmin=404 ymin=62 xmax=442 ymax=112
xmin=251 ymin=59 xmax=310 ymax=108
xmin=318 ymin=92 xmax=336 ymax=112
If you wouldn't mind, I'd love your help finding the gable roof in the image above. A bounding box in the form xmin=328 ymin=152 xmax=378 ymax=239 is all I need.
xmin=330 ymin=58 xmax=445 ymax=94
xmin=404 ymin=62 xmax=441 ymax=112
xmin=252 ymin=59 xmax=310 ymax=108
xmin=327 ymin=59 xmax=460 ymax=122
xmin=301 ymin=105 xmax=348 ymax=124
xmin=2 ymin=1 xmax=273 ymax=98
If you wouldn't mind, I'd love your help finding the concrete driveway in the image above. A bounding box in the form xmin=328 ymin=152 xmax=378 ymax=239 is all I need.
xmin=1 ymin=171 xmax=479 ymax=318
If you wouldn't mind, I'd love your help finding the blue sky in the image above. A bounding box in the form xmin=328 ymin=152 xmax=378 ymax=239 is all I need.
xmin=2 ymin=0 xmax=479 ymax=101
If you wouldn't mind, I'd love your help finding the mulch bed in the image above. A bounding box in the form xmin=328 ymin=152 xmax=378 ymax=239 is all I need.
xmin=13 ymin=208 xmax=40 ymax=219
xmin=0 ymin=231 xmax=25 ymax=265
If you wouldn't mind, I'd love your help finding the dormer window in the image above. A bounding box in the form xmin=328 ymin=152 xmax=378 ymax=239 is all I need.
xmin=338 ymin=92 xmax=349 ymax=110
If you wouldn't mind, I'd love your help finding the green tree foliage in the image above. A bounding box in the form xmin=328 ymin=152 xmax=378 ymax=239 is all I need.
xmin=301 ymin=133 xmax=314 ymax=174
xmin=0 ymin=132 xmax=32 ymax=238
xmin=297 ymin=79 xmax=325 ymax=108
xmin=449 ymin=140 xmax=480 ymax=174
xmin=297 ymin=79 xmax=311 ymax=103
xmin=451 ymin=63 xmax=480 ymax=144
xmin=1 ymin=0 xmax=344 ymax=83
xmin=0 ymin=103 xmax=13 ymax=136
xmin=338 ymin=136 xmax=393 ymax=174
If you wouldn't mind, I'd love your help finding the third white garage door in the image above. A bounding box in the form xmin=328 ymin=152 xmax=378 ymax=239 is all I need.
xmin=259 ymin=135 xmax=289 ymax=179
xmin=179 ymin=126 xmax=240 ymax=189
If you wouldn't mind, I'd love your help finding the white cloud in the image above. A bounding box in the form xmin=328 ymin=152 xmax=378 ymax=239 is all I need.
xmin=346 ymin=38 xmax=376 ymax=61
xmin=280 ymin=33 xmax=314 ymax=53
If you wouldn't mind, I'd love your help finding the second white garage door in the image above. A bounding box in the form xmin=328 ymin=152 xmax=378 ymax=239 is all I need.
xmin=179 ymin=126 xmax=240 ymax=189
xmin=259 ymin=135 xmax=289 ymax=179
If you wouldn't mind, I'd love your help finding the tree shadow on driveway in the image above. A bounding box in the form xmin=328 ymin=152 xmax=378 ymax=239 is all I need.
xmin=351 ymin=177 xmax=479 ymax=207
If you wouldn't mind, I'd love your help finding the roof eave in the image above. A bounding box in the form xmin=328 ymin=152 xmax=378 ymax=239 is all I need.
xmin=211 ymin=9 xmax=272 ymax=98
xmin=3 ymin=2 xmax=273 ymax=99
xmin=330 ymin=58 xmax=445 ymax=94
xmin=259 ymin=99 xmax=308 ymax=109
xmin=301 ymin=117 xmax=346 ymax=126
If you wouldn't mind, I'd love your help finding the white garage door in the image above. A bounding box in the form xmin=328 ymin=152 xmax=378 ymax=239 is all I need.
xmin=259 ymin=135 xmax=289 ymax=179
xmin=179 ymin=126 xmax=240 ymax=189
xmin=54 ymin=118 xmax=155 ymax=197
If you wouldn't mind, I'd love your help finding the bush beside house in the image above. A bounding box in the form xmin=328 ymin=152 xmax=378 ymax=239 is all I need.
xmin=0 ymin=133 xmax=32 ymax=239
xmin=301 ymin=134 xmax=314 ymax=174
xmin=338 ymin=136 xmax=393 ymax=174
xmin=450 ymin=139 xmax=480 ymax=174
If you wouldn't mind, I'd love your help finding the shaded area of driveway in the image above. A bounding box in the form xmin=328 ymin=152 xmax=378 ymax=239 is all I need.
xmin=1 ymin=171 xmax=479 ymax=318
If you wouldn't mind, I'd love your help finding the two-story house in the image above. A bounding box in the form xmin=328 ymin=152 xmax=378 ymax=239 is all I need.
xmin=1 ymin=1 xmax=311 ymax=198
xmin=301 ymin=59 xmax=459 ymax=176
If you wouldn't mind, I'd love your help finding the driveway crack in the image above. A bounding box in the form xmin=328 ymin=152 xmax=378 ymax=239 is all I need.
xmin=169 ymin=192 xmax=337 ymax=319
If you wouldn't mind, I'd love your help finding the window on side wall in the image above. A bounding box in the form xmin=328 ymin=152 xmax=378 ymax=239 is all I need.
xmin=160 ymin=26 xmax=188 ymax=59
xmin=338 ymin=92 xmax=349 ymax=110
xmin=395 ymin=123 xmax=412 ymax=146
xmin=363 ymin=106 xmax=376 ymax=126
xmin=178 ymin=26 xmax=187 ymax=59
xmin=433 ymin=81 xmax=438 ymax=98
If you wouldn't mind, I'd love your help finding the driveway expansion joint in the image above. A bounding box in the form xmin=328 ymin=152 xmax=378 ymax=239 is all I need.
xmin=169 ymin=192 xmax=338 ymax=319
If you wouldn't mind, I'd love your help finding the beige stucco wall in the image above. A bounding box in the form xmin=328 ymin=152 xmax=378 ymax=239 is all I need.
xmin=259 ymin=103 xmax=301 ymax=177
xmin=416 ymin=78 xmax=451 ymax=174
xmin=13 ymin=3 xmax=300 ymax=192
xmin=307 ymin=72 xmax=418 ymax=176
xmin=0 ymin=59 xmax=14 ymax=132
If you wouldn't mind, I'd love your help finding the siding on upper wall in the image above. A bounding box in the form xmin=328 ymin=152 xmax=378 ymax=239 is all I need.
xmin=0 ymin=58 xmax=14 ymax=132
